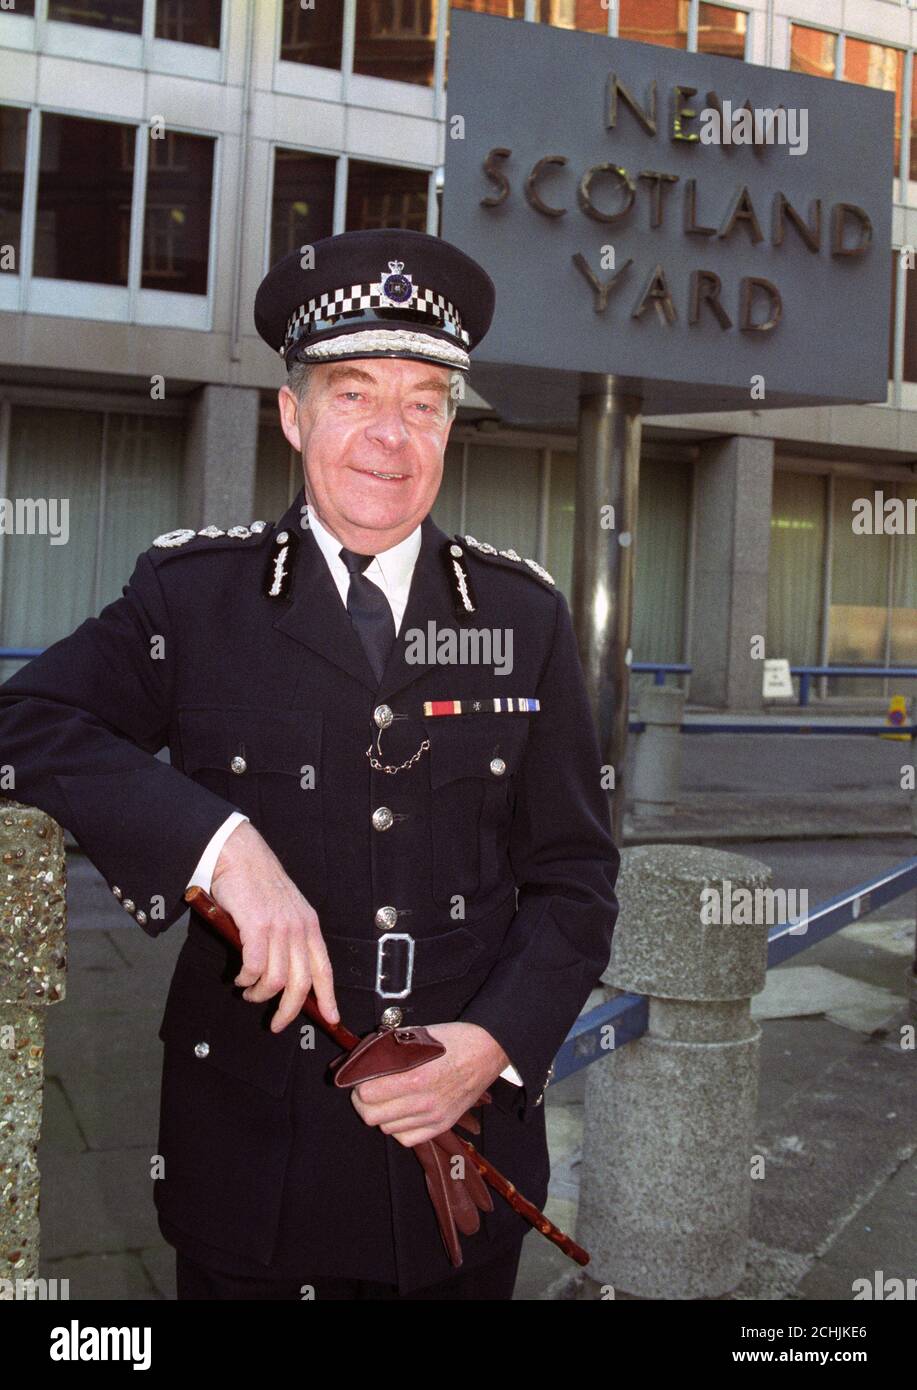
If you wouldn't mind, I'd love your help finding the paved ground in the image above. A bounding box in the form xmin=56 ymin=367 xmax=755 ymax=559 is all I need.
xmin=27 ymin=727 xmax=917 ymax=1301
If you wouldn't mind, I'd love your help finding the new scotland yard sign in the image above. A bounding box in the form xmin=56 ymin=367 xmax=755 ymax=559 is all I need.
xmin=442 ymin=11 xmax=895 ymax=422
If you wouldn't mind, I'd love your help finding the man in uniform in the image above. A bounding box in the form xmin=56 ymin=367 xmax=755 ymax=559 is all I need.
xmin=0 ymin=228 xmax=620 ymax=1300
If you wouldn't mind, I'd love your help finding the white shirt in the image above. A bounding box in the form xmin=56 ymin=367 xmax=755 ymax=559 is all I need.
xmin=186 ymin=502 xmax=522 ymax=1085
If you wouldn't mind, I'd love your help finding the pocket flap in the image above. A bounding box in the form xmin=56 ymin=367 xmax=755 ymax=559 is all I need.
xmin=159 ymin=944 xmax=301 ymax=1098
xmin=425 ymin=717 xmax=529 ymax=789
xmin=177 ymin=706 xmax=322 ymax=779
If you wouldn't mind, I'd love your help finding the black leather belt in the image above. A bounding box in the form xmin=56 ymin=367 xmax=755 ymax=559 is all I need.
xmin=324 ymin=927 xmax=488 ymax=997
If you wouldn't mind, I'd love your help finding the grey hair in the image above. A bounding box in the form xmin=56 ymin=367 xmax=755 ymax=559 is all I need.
xmin=286 ymin=358 xmax=463 ymax=421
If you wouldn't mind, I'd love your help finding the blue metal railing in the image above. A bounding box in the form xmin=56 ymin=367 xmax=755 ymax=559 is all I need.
xmin=553 ymin=853 xmax=917 ymax=1084
xmin=631 ymin=662 xmax=692 ymax=686
xmin=792 ymin=665 xmax=917 ymax=707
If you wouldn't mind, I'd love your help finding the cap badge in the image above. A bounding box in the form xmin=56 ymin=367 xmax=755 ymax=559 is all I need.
xmin=379 ymin=260 xmax=414 ymax=307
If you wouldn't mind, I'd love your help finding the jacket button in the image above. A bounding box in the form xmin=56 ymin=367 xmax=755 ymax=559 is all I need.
xmin=230 ymin=755 xmax=247 ymax=774
xmin=122 ymin=899 xmax=136 ymax=914
xmin=372 ymin=806 xmax=394 ymax=832
xmin=135 ymin=910 xmax=148 ymax=926
xmin=111 ymin=886 xmax=122 ymax=900
xmin=490 ymin=757 xmax=507 ymax=777
xmin=194 ymin=1041 xmax=210 ymax=1059
xmin=374 ymin=905 xmax=398 ymax=931
xmin=380 ymin=1007 xmax=403 ymax=1028
xmin=373 ymin=704 xmax=393 ymax=729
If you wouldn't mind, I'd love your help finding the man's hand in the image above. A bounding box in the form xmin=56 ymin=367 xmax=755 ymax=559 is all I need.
xmin=349 ymin=1021 xmax=510 ymax=1147
xmin=210 ymin=820 xmax=338 ymax=1031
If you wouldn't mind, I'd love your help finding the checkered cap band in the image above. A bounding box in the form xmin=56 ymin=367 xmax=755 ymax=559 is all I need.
xmin=281 ymin=280 xmax=471 ymax=356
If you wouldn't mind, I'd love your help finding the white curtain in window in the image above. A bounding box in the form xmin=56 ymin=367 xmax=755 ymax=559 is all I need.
xmin=431 ymin=440 xmax=463 ymax=537
xmin=1 ymin=406 xmax=103 ymax=656
xmin=255 ymin=424 xmax=297 ymax=523
xmin=890 ymin=482 xmax=917 ymax=694
xmin=830 ymin=475 xmax=891 ymax=696
xmin=463 ymin=442 xmax=540 ymax=559
xmin=98 ymin=413 xmax=183 ymax=608
xmin=632 ymin=459 xmax=689 ymax=667
xmin=766 ymin=470 xmax=826 ymax=667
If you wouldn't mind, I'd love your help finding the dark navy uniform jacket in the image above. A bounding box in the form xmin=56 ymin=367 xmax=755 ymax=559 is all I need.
xmin=0 ymin=485 xmax=619 ymax=1293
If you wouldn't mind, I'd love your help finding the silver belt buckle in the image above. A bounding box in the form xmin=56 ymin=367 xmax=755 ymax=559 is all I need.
xmin=375 ymin=932 xmax=415 ymax=999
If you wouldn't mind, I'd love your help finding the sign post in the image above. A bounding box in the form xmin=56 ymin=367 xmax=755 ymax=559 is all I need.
xmin=443 ymin=11 xmax=894 ymax=824
xmin=573 ymin=377 xmax=641 ymax=843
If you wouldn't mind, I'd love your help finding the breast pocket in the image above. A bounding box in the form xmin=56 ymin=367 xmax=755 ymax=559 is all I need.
xmin=176 ymin=705 xmax=326 ymax=906
xmin=425 ymin=717 xmax=529 ymax=908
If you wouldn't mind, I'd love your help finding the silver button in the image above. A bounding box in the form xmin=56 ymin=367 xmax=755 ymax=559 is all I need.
xmin=276 ymin=530 xmax=289 ymax=543
xmin=374 ymin=905 xmax=398 ymax=931
xmin=111 ymin=886 xmax=122 ymax=900
xmin=490 ymin=757 xmax=507 ymax=777
xmin=230 ymin=755 xmax=247 ymax=774
xmin=135 ymin=910 xmax=148 ymax=926
xmin=450 ymin=544 xmax=463 ymax=558
xmin=122 ymin=899 xmax=136 ymax=914
xmin=380 ymin=1007 xmax=403 ymax=1028
xmin=194 ymin=1041 xmax=210 ymax=1059
xmin=372 ymin=806 xmax=394 ymax=832
xmin=373 ymin=704 xmax=393 ymax=729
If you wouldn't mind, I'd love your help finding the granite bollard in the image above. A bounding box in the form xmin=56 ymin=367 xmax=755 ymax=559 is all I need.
xmin=576 ymin=843 xmax=771 ymax=1299
xmin=0 ymin=804 xmax=67 ymax=1290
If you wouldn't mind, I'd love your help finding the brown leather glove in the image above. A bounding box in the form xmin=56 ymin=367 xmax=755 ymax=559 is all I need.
xmin=331 ymin=1025 xmax=494 ymax=1267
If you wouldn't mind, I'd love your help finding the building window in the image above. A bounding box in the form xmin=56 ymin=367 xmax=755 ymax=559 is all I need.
xmin=450 ymin=0 xmax=524 ymax=15
xmin=346 ymin=159 xmax=429 ymax=230
xmin=618 ymin=0 xmax=688 ymax=50
xmin=789 ymin=24 xmax=836 ymax=80
xmin=141 ymin=130 xmax=214 ymax=294
xmin=0 ymin=107 xmax=28 ymax=275
xmin=905 ymin=257 xmax=917 ymax=383
xmin=829 ymin=475 xmax=893 ymax=696
xmin=842 ymin=37 xmax=905 ymax=175
xmin=536 ymin=0 xmax=607 ymax=32
xmin=767 ymin=472 xmax=827 ymax=674
xmin=910 ymin=58 xmax=917 ymax=182
xmin=270 ymin=149 xmax=336 ymax=265
xmin=353 ymin=0 xmax=438 ymax=86
xmin=0 ymin=407 xmax=183 ymax=656
xmin=155 ymin=0 xmax=222 ymax=47
xmin=35 ymin=114 xmax=134 ymax=285
xmin=696 ymin=3 xmax=746 ymax=60
xmin=279 ymin=0 xmax=344 ymax=68
xmin=47 ymin=0 xmax=143 ymax=33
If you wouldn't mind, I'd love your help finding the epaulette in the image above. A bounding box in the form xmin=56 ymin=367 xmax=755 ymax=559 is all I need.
xmin=151 ymin=520 xmax=272 ymax=549
xmin=458 ymin=534 xmax=555 ymax=588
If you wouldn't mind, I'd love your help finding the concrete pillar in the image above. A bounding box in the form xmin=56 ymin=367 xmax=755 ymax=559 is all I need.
xmin=632 ymin=685 xmax=685 ymax=815
xmin=576 ymin=843 xmax=771 ymax=1299
xmin=182 ymin=384 xmax=260 ymax=526
xmin=0 ymin=805 xmax=66 ymax=1290
xmin=689 ymin=435 xmax=774 ymax=709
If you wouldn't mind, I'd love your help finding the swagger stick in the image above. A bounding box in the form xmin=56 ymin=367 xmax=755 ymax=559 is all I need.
xmin=184 ymin=885 xmax=589 ymax=1268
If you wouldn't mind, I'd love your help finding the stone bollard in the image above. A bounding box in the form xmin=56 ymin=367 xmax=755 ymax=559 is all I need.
xmin=0 ymin=804 xmax=67 ymax=1289
xmin=576 ymin=843 xmax=771 ymax=1299
xmin=631 ymin=685 xmax=685 ymax=816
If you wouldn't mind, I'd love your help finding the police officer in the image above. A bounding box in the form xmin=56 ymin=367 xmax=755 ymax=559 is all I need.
xmin=0 ymin=228 xmax=620 ymax=1300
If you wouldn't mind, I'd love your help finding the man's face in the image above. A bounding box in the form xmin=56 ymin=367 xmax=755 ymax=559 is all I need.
xmin=278 ymin=356 xmax=455 ymax=550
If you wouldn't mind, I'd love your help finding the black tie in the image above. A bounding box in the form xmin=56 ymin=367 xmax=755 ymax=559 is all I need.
xmin=339 ymin=547 xmax=396 ymax=685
